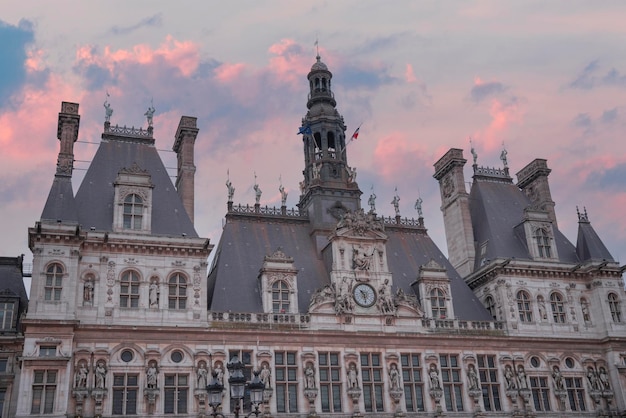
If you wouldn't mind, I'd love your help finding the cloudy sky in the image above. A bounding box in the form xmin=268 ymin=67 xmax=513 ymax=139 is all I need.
xmin=1 ymin=1 xmax=625 ymax=271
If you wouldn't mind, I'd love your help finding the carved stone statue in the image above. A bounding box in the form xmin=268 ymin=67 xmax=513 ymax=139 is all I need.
xmin=552 ymin=366 xmax=564 ymax=391
xmin=538 ymin=296 xmax=547 ymax=320
xmin=305 ymin=364 xmax=316 ymax=389
xmin=312 ymin=163 xmax=320 ymax=180
xmin=147 ymin=363 xmax=158 ymax=388
xmin=214 ymin=363 xmax=224 ymax=385
xmin=226 ymin=178 xmax=235 ymax=201
xmin=389 ymin=363 xmax=400 ymax=390
xmin=149 ymin=280 xmax=159 ymax=308
xmin=378 ymin=279 xmax=395 ymax=315
xmin=500 ymin=148 xmax=508 ymax=168
xmin=414 ymin=197 xmax=423 ymax=217
xmin=352 ymin=246 xmax=373 ymax=271
xmin=95 ymin=361 xmax=107 ymax=389
xmin=516 ymin=365 xmax=527 ymax=389
xmin=599 ymin=367 xmax=610 ymax=390
xmin=504 ymin=365 xmax=517 ymax=390
xmin=368 ymin=192 xmax=376 ymax=213
xmin=467 ymin=364 xmax=479 ymax=390
xmin=75 ymin=362 xmax=88 ymax=388
xmin=471 ymin=145 xmax=478 ymax=165
xmin=587 ymin=367 xmax=600 ymax=390
xmin=347 ymin=363 xmax=358 ymax=388
xmin=279 ymin=184 xmax=288 ymax=206
xmin=346 ymin=166 xmax=357 ymax=182
xmin=391 ymin=192 xmax=400 ymax=216
xmin=429 ymin=364 xmax=441 ymax=390
xmin=259 ymin=363 xmax=271 ymax=389
xmin=104 ymin=100 xmax=113 ymax=122
xmin=197 ymin=362 xmax=208 ymax=388
xmin=144 ymin=103 xmax=155 ymax=127
xmin=83 ymin=280 xmax=94 ymax=305
xmin=254 ymin=183 xmax=262 ymax=204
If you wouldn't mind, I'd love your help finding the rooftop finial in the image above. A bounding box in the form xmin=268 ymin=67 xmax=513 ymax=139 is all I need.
xmin=368 ymin=185 xmax=377 ymax=213
xmin=391 ymin=187 xmax=400 ymax=216
xmin=576 ymin=205 xmax=589 ymax=222
xmin=314 ymin=36 xmax=319 ymax=59
xmin=104 ymin=91 xmax=113 ymax=123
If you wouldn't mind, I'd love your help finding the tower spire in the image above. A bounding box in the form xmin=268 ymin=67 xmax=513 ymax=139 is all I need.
xmin=297 ymin=54 xmax=362 ymax=230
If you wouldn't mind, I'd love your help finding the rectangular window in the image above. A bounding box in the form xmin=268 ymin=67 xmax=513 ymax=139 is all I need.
xmin=0 ymin=302 xmax=15 ymax=330
xmin=530 ymin=376 xmax=551 ymax=411
xmin=361 ymin=353 xmax=384 ymax=412
xmin=275 ymin=351 xmax=298 ymax=413
xmin=440 ymin=354 xmax=463 ymax=412
xmin=565 ymin=377 xmax=586 ymax=411
xmin=477 ymin=355 xmax=501 ymax=411
xmin=401 ymin=353 xmax=424 ymax=412
xmin=113 ymin=374 xmax=138 ymax=415
xmin=319 ymin=352 xmax=342 ymax=413
xmin=229 ymin=350 xmax=253 ymax=413
xmin=0 ymin=358 xmax=7 ymax=373
xmin=164 ymin=374 xmax=188 ymax=414
xmin=31 ymin=370 xmax=57 ymax=414
xmin=39 ymin=346 xmax=57 ymax=357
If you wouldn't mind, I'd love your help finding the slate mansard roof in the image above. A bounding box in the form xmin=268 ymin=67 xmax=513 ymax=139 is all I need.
xmin=74 ymin=135 xmax=198 ymax=238
xmin=208 ymin=212 xmax=492 ymax=321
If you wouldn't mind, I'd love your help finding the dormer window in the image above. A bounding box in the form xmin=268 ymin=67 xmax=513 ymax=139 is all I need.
xmin=430 ymin=288 xmax=447 ymax=319
xmin=0 ymin=301 xmax=16 ymax=330
xmin=113 ymin=163 xmax=153 ymax=233
xmin=535 ymin=228 xmax=552 ymax=258
xmin=123 ymin=194 xmax=144 ymax=230
xmin=272 ymin=280 xmax=290 ymax=313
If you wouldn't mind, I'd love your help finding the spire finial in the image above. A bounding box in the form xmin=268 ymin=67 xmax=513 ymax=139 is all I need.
xmin=314 ymin=36 xmax=319 ymax=59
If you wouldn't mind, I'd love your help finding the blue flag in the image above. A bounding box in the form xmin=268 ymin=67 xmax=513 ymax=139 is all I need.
xmin=298 ymin=125 xmax=312 ymax=135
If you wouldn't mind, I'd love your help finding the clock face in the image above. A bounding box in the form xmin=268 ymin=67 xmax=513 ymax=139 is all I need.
xmin=353 ymin=284 xmax=376 ymax=307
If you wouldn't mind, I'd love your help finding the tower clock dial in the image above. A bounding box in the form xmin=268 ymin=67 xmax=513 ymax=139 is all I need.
xmin=353 ymin=283 xmax=376 ymax=307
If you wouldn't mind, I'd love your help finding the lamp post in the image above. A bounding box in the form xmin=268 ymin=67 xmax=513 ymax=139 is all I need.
xmin=208 ymin=357 xmax=268 ymax=418
xmin=245 ymin=370 xmax=265 ymax=417
xmin=227 ymin=356 xmax=246 ymax=418
xmin=206 ymin=371 xmax=225 ymax=418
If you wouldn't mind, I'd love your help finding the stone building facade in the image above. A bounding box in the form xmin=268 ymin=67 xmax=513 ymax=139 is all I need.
xmin=15 ymin=56 xmax=626 ymax=417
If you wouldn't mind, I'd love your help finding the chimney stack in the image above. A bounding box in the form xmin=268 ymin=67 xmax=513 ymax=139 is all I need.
xmin=516 ymin=159 xmax=557 ymax=229
xmin=173 ymin=116 xmax=199 ymax=223
xmin=56 ymin=102 xmax=80 ymax=177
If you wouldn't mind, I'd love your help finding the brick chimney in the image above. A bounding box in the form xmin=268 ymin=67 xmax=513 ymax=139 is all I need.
xmin=173 ymin=116 xmax=199 ymax=224
xmin=56 ymin=102 xmax=80 ymax=177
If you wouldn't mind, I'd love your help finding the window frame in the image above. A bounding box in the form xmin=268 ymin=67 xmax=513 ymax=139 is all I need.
xmin=271 ymin=280 xmax=291 ymax=313
xmin=123 ymin=193 xmax=144 ymax=230
xmin=112 ymin=373 xmax=139 ymax=415
xmin=608 ymin=293 xmax=622 ymax=323
xmin=45 ymin=263 xmax=64 ymax=301
xmin=430 ymin=288 xmax=447 ymax=319
xmin=168 ymin=273 xmax=187 ymax=310
xmin=164 ymin=373 xmax=189 ymax=414
xmin=120 ymin=270 xmax=140 ymax=308
xmin=31 ymin=369 xmax=57 ymax=414
xmin=516 ymin=290 xmax=533 ymax=322
xmin=550 ymin=292 xmax=566 ymax=323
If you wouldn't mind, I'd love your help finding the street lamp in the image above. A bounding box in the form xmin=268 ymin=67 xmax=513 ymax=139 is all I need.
xmin=227 ymin=356 xmax=246 ymax=417
xmin=245 ymin=370 xmax=265 ymax=417
xmin=206 ymin=371 xmax=225 ymax=418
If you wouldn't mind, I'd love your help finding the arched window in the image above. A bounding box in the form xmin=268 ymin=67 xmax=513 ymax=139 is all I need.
xmin=535 ymin=228 xmax=552 ymax=258
xmin=608 ymin=293 xmax=622 ymax=323
xmin=484 ymin=295 xmax=497 ymax=320
xmin=516 ymin=291 xmax=532 ymax=322
xmin=430 ymin=289 xmax=447 ymax=319
xmin=550 ymin=292 xmax=566 ymax=323
xmin=272 ymin=280 xmax=290 ymax=313
xmin=168 ymin=273 xmax=187 ymax=310
xmin=123 ymin=194 xmax=143 ymax=230
xmin=120 ymin=271 xmax=139 ymax=308
xmin=45 ymin=263 xmax=64 ymax=301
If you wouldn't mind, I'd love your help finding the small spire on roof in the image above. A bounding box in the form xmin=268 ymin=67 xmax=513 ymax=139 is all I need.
xmin=577 ymin=206 xmax=589 ymax=222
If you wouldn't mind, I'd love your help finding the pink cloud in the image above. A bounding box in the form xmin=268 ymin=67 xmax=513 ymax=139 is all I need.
xmin=75 ymin=36 xmax=200 ymax=77
xmin=214 ymin=63 xmax=247 ymax=83
xmin=405 ymin=64 xmax=417 ymax=83
xmin=373 ymin=131 xmax=429 ymax=182
xmin=268 ymin=39 xmax=310 ymax=87
xmin=473 ymin=98 xmax=524 ymax=150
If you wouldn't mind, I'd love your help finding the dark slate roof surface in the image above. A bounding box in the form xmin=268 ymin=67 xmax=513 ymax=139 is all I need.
xmin=0 ymin=256 xmax=29 ymax=317
xmin=469 ymin=180 xmax=578 ymax=268
xmin=74 ymin=139 xmax=198 ymax=237
xmin=208 ymin=215 xmax=493 ymax=320
xmin=576 ymin=221 xmax=615 ymax=262
xmin=41 ymin=176 xmax=78 ymax=223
